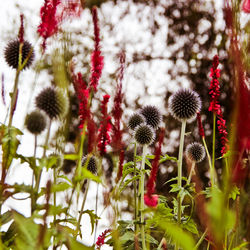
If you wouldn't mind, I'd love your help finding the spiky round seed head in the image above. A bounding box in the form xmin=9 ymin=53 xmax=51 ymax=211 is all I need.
xmin=82 ymin=156 xmax=98 ymax=175
xmin=140 ymin=105 xmax=161 ymax=129
xmin=4 ymin=39 xmax=34 ymax=69
xmin=61 ymin=159 xmax=76 ymax=174
xmin=128 ymin=113 xmax=145 ymax=130
xmin=35 ymin=87 xmax=68 ymax=119
xmin=186 ymin=142 xmax=205 ymax=163
xmin=25 ymin=111 xmax=46 ymax=135
xmin=134 ymin=124 xmax=155 ymax=145
xmin=168 ymin=89 xmax=201 ymax=122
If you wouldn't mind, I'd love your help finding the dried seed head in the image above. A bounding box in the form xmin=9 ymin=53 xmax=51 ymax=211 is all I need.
xmin=169 ymin=89 xmax=201 ymax=122
xmin=134 ymin=124 xmax=155 ymax=145
xmin=82 ymin=156 xmax=98 ymax=175
xmin=4 ymin=39 xmax=34 ymax=69
xmin=186 ymin=142 xmax=205 ymax=163
xmin=128 ymin=112 xmax=145 ymax=130
xmin=140 ymin=105 xmax=161 ymax=129
xmin=25 ymin=110 xmax=46 ymax=135
xmin=35 ymin=87 xmax=68 ymax=119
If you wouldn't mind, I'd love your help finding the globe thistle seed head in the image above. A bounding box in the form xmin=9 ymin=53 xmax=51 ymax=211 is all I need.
xmin=4 ymin=39 xmax=34 ymax=69
xmin=82 ymin=156 xmax=98 ymax=175
xmin=140 ymin=105 xmax=161 ymax=129
xmin=128 ymin=112 xmax=145 ymax=130
xmin=35 ymin=87 xmax=68 ymax=119
xmin=168 ymin=89 xmax=201 ymax=122
xmin=25 ymin=110 xmax=46 ymax=135
xmin=186 ymin=142 xmax=205 ymax=163
xmin=134 ymin=124 xmax=155 ymax=145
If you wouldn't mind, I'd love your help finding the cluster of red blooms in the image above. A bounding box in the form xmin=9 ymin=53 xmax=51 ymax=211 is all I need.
xmin=57 ymin=0 xmax=82 ymax=21
xmin=96 ymin=229 xmax=111 ymax=249
xmin=242 ymin=0 xmax=250 ymax=13
xmin=98 ymin=95 xmax=112 ymax=156
xmin=90 ymin=7 xmax=104 ymax=92
xmin=208 ymin=55 xmax=228 ymax=155
xmin=37 ymin=0 xmax=61 ymax=51
xmin=144 ymin=128 xmax=165 ymax=207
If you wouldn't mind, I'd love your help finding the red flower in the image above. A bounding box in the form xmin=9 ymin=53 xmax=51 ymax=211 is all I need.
xmin=72 ymin=72 xmax=90 ymax=128
xmin=196 ymin=112 xmax=205 ymax=138
xmin=57 ymin=0 xmax=82 ymax=21
xmin=98 ymin=95 xmax=111 ymax=156
xmin=144 ymin=194 xmax=158 ymax=208
xmin=38 ymin=0 xmax=61 ymax=52
xmin=116 ymin=150 xmax=125 ymax=181
xmin=111 ymin=52 xmax=125 ymax=152
xmin=96 ymin=229 xmax=111 ymax=249
xmin=242 ymin=0 xmax=250 ymax=13
xmin=208 ymin=55 xmax=221 ymax=114
xmin=208 ymin=55 xmax=228 ymax=156
xmin=89 ymin=7 xmax=104 ymax=92
xmin=87 ymin=115 xmax=97 ymax=153
xmin=146 ymin=128 xmax=165 ymax=196
xmin=18 ymin=14 xmax=24 ymax=44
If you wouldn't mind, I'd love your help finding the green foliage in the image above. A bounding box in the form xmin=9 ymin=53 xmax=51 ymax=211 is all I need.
xmin=81 ymin=210 xmax=100 ymax=234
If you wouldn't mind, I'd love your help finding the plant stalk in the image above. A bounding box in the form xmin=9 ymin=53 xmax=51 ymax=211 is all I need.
xmin=140 ymin=145 xmax=147 ymax=250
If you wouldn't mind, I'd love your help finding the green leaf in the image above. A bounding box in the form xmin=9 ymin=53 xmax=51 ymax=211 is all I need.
xmin=232 ymin=242 xmax=250 ymax=250
xmin=64 ymin=154 xmax=79 ymax=161
xmin=81 ymin=168 xmax=101 ymax=183
xmin=0 ymin=125 xmax=22 ymax=169
xmin=160 ymin=154 xmax=178 ymax=163
xmin=51 ymin=182 xmax=72 ymax=193
xmin=145 ymin=233 xmax=159 ymax=245
xmin=119 ymin=175 xmax=140 ymax=194
xmin=182 ymin=219 xmax=199 ymax=235
xmin=229 ymin=185 xmax=240 ymax=200
xmin=0 ymin=211 xmax=12 ymax=226
xmin=81 ymin=210 xmax=100 ymax=234
xmin=159 ymin=221 xmax=196 ymax=250
xmin=15 ymin=154 xmax=37 ymax=170
xmin=67 ymin=237 xmax=94 ymax=249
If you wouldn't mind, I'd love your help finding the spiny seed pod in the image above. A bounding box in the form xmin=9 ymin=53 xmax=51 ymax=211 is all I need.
xmin=134 ymin=124 xmax=155 ymax=145
xmin=128 ymin=113 xmax=145 ymax=130
xmin=35 ymin=87 xmax=68 ymax=119
xmin=82 ymin=156 xmax=98 ymax=175
xmin=168 ymin=89 xmax=201 ymax=122
xmin=61 ymin=159 xmax=76 ymax=174
xmin=186 ymin=142 xmax=205 ymax=163
xmin=25 ymin=110 xmax=46 ymax=135
xmin=140 ymin=105 xmax=161 ymax=129
xmin=4 ymin=39 xmax=34 ymax=69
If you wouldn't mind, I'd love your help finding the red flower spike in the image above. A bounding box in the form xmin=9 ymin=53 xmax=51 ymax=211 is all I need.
xmin=144 ymin=194 xmax=158 ymax=208
xmin=18 ymin=14 xmax=24 ymax=44
xmin=242 ymin=0 xmax=250 ymax=13
xmin=144 ymin=128 xmax=164 ymax=208
xmin=116 ymin=150 xmax=125 ymax=181
xmin=38 ymin=0 xmax=61 ymax=52
xmin=208 ymin=55 xmax=228 ymax=156
xmin=98 ymin=95 xmax=111 ymax=156
xmin=72 ymin=71 xmax=90 ymax=128
xmin=96 ymin=229 xmax=111 ymax=249
xmin=197 ymin=112 xmax=205 ymax=138
xmin=111 ymin=51 xmax=126 ymax=152
xmin=89 ymin=7 xmax=104 ymax=92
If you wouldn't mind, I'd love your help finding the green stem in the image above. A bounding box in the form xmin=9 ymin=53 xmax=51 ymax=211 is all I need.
xmin=93 ymin=183 xmax=99 ymax=244
xmin=77 ymin=179 xmax=90 ymax=237
xmin=175 ymin=120 xmax=186 ymax=250
xmin=32 ymin=119 xmax=52 ymax=213
xmin=133 ymin=142 xmax=138 ymax=234
xmin=195 ymin=228 xmax=208 ymax=249
xmin=140 ymin=145 xmax=147 ymax=250
xmin=31 ymin=135 xmax=37 ymax=214
xmin=187 ymin=162 xmax=195 ymax=185
xmin=202 ymin=137 xmax=216 ymax=187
